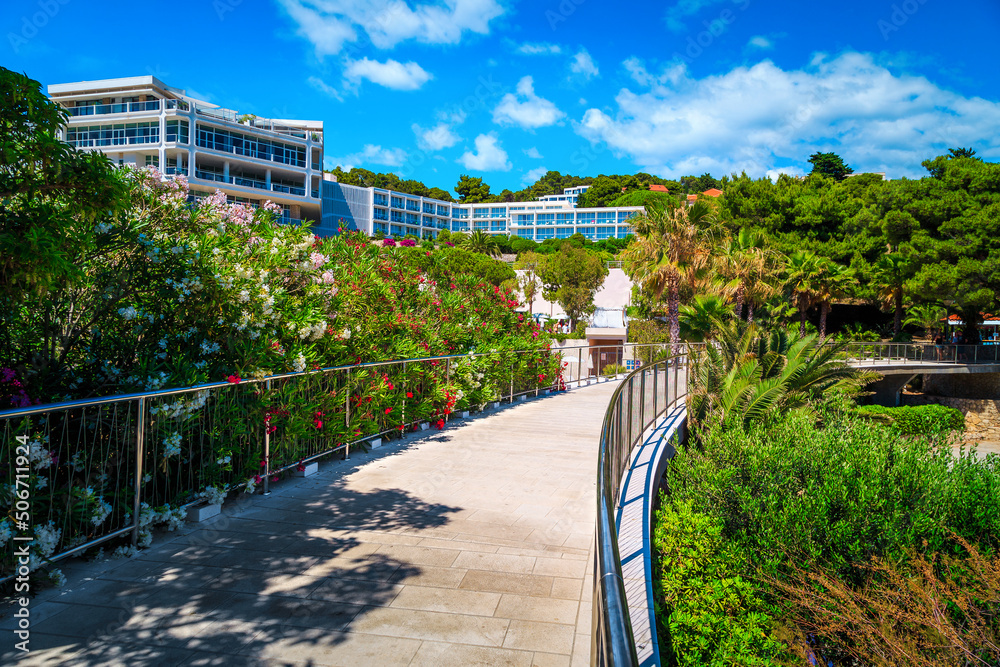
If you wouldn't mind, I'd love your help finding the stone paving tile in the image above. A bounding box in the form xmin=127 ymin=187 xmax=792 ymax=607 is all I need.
xmin=502 ymin=619 xmax=576 ymax=654
xmin=389 ymin=584 xmax=502 ymax=616
xmin=409 ymin=641 xmax=535 ymax=666
xmin=350 ymin=606 xmax=511 ymax=646
xmin=495 ymin=594 xmax=579 ymax=625
xmin=3 ymin=383 xmax=617 ymax=666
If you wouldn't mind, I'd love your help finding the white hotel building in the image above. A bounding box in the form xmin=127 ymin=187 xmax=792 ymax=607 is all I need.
xmin=323 ymin=181 xmax=642 ymax=241
xmin=50 ymin=77 xmax=640 ymax=241
xmin=48 ymin=76 xmax=324 ymax=229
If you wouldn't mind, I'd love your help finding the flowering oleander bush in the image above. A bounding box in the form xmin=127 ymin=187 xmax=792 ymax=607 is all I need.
xmin=1 ymin=164 xmax=560 ymax=580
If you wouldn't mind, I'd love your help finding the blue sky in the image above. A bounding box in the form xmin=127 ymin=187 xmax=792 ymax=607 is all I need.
xmin=6 ymin=0 xmax=1000 ymax=194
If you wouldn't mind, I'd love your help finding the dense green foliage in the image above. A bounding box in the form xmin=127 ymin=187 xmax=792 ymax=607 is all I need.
xmin=855 ymin=403 xmax=966 ymax=435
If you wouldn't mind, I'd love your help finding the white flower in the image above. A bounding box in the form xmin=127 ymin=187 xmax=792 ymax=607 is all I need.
xmin=244 ymin=478 xmax=256 ymax=494
xmin=118 ymin=306 xmax=138 ymax=320
xmin=48 ymin=569 xmax=67 ymax=588
xmin=0 ymin=519 xmax=12 ymax=548
xmin=162 ymin=432 xmax=182 ymax=458
xmin=342 ymin=328 xmax=352 ymax=340
xmin=27 ymin=436 xmax=53 ymax=470
xmin=35 ymin=476 xmax=48 ymax=490
xmin=292 ymin=353 xmax=306 ymax=373
xmin=91 ymin=497 xmax=113 ymax=526
xmin=201 ymin=485 xmax=227 ymax=507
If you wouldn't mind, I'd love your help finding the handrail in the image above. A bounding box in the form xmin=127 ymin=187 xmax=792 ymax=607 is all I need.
xmin=844 ymin=341 xmax=1000 ymax=365
xmin=592 ymin=346 xmax=694 ymax=666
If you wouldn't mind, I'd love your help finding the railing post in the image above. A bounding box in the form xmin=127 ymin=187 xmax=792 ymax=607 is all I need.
xmin=402 ymin=361 xmax=407 ymax=428
xmin=344 ymin=368 xmax=351 ymax=460
xmin=263 ymin=379 xmax=271 ymax=495
xmin=132 ymin=397 xmax=146 ymax=548
xmin=639 ymin=368 xmax=646 ymax=430
xmin=578 ymin=347 xmax=583 ymax=387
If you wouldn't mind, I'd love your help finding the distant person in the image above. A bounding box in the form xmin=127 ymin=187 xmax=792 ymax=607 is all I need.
xmin=934 ymin=334 xmax=945 ymax=361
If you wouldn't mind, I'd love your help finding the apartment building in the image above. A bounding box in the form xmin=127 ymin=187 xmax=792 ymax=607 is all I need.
xmin=47 ymin=76 xmax=324 ymax=228
xmin=536 ymin=184 xmax=590 ymax=206
xmin=322 ymin=181 xmax=641 ymax=241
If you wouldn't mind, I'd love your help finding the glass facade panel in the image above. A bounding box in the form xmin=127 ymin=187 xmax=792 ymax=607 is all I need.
xmin=556 ymin=213 xmax=573 ymax=222
xmin=515 ymin=214 xmax=534 ymax=224
xmin=556 ymin=227 xmax=574 ymax=238
xmin=422 ymin=202 xmax=434 ymax=213
xmin=195 ymin=124 xmax=305 ymax=167
xmin=374 ymin=193 xmax=388 ymax=206
xmin=596 ymin=226 xmax=615 ymax=239
xmin=452 ymin=208 xmax=469 ymax=219
xmin=391 ymin=196 xmax=404 ymax=209
xmin=596 ymin=211 xmax=615 ymax=223
xmin=405 ymin=213 xmax=419 ymax=224
xmin=491 ymin=207 xmax=505 ymax=217
xmin=577 ymin=226 xmax=596 ymax=237
xmin=422 ymin=216 xmax=434 ymax=226
xmin=536 ymin=228 xmax=554 ymax=240
xmin=374 ymin=208 xmax=389 ymax=221
xmin=165 ymin=119 xmax=189 ymax=143
xmin=436 ymin=205 xmax=450 ymax=216
xmin=405 ymin=199 xmax=420 ymax=211
xmin=391 ymin=210 xmax=404 ymax=222
xmin=66 ymin=122 xmax=159 ymax=147
xmin=473 ymin=208 xmax=489 ymax=218
xmin=537 ymin=213 xmax=554 ymax=225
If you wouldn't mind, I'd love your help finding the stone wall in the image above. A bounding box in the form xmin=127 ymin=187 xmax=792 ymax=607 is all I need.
xmin=902 ymin=394 xmax=1000 ymax=442
xmin=922 ymin=372 xmax=1000 ymax=399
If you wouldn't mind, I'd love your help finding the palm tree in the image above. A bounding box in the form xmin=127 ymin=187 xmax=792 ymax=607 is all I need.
xmin=689 ymin=320 xmax=879 ymax=431
xmin=463 ymin=230 xmax=499 ymax=256
xmin=621 ymin=200 xmax=718 ymax=351
xmin=873 ymin=253 xmax=911 ymax=337
xmin=716 ymin=228 xmax=777 ymax=321
xmin=904 ymin=303 xmax=947 ymax=339
xmin=783 ymin=250 xmax=827 ymax=336
xmin=679 ymin=294 xmax=734 ymax=342
xmin=815 ymin=260 xmax=854 ymax=341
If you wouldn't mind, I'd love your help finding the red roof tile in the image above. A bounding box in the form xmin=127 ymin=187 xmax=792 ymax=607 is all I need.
xmin=702 ymin=188 xmax=723 ymax=197
xmin=648 ymin=184 xmax=669 ymax=192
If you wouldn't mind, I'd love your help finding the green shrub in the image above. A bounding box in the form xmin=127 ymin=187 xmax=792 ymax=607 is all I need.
xmin=856 ymin=404 xmax=965 ymax=435
xmin=602 ymin=363 xmax=626 ymax=377
xmin=653 ymin=501 xmax=787 ymax=666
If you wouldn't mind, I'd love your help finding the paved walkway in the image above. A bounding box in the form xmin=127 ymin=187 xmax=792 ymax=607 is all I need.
xmin=2 ymin=382 xmax=619 ymax=667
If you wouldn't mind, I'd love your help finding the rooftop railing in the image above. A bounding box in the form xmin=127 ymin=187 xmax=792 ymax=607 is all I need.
xmin=66 ymin=100 xmax=161 ymax=116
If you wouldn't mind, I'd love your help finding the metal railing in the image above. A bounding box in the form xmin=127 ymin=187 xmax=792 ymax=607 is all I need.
xmin=0 ymin=347 xmax=565 ymax=582
xmin=846 ymin=341 xmax=1000 ymax=365
xmin=66 ymin=100 xmax=161 ymax=116
xmin=592 ymin=347 xmax=693 ymax=666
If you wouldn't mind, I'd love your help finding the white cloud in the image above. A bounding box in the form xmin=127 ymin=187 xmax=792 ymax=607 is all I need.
xmin=524 ymin=146 xmax=543 ymax=159
xmin=458 ymin=134 xmax=511 ymax=171
xmin=327 ymin=144 xmax=408 ymax=170
xmin=663 ymin=0 xmax=730 ymax=33
xmin=308 ymin=75 xmax=343 ymax=100
xmin=493 ymin=76 xmax=566 ymax=129
xmin=412 ymin=121 xmax=461 ymax=150
xmin=522 ymin=166 xmax=548 ymax=185
xmin=278 ymin=0 xmax=505 ymax=57
xmin=766 ymin=168 xmax=800 ymax=182
xmin=344 ymin=57 xmax=432 ymax=90
xmin=517 ymin=42 xmax=562 ymax=55
xmin=570 ymin=49 xmax=599 ymax=79
xmin=574 ymin=52 xmax=1000 ymax=179
xmin=748 ymin=35 xmax=773 ymax=50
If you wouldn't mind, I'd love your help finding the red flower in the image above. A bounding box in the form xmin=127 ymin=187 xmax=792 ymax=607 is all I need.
xmin=435 ymin=419 xmax=445 ymax=430
xmin=297 ymin=462 xmax=306 ymax=472
xmin=406 ymin=392 xmax=413 ymax=398
xmin=385 ymin=407 xmax=392 ymax=415
xmin=226 ymin=375 xmax=241 ymax=384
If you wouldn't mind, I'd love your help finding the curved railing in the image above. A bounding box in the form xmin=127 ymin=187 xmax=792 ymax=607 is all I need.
xmin=0 ymin=343 xmax=663 ymax=583
xmin=592 ymin=349 xmax=692 ymax=665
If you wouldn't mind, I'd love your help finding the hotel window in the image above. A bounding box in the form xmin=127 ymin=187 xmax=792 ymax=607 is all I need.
xmin=436 ymin=205 xmax=449 ymax=216
xmin=577 ymin=227 xmax=596 ymax=238
xmin=374 ymin=193 xmax=388 ymax=206
xmin=452 ymin=208 xmax=469 ymax=219
xmin=144 ymin=155 xmax=159 ymax=167
xmin=66 ymin=121 xmax=159 ymax=147
xmin=618 ymin=211 xmax=636 ymax=222
xmin=390 ymin=225 xmax=406 ymax=236
xmin=391 ymin=196 xmax=404 ymax=209
xmin=473 ymin=208 xmax=489 ymax=218
xmin=491 ymin=221 xmax=506 ymax=232
xmin=374 ymin=222 xmax=388 ymax=235
xmin=452 ymin=220 xmax=469 ymax=231
xmin=422 ymin=202 xmax=434 ymax=213
xmin=474 ymin=220 xmax=489 ymax=230
xmin=597 ymin=211 xmax=615 ymax=223
xmin=556 ymin=227 xmax=574 ymax=239
xmin=536 ymin=228 xmax=554 ymax=240
xmin=422 ymin=216 xmax=434 ymax=226
xmin=405 ymin=199 xmax=420 ymax=211
xmin=596 ymin=226 xmax=615 ymax=240
xmin=195 ymin=124 xmax=305 ymax=167
xmin=374 ymin=208 xmax=389 ymax=221
xmin=556 ymin=213 xmax=573 ymax=223
xmin=536 ymin=214 xmax=554 ymax=226
xmin=406 ymin=213 xmax=419 ymax=224
xmin=491 ymin=207 xmax=505 ymax=218
xmin=165 ymin=119 xmax=189 ymax=143
xmin=391 ymin=210 xmax=404 ymax=222
xmin=515 ymin=214 xmax=535 ymax=225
